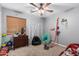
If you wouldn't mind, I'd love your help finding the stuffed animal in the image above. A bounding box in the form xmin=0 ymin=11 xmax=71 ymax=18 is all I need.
xmin=0 ymin=47 xmax=9 ymax=56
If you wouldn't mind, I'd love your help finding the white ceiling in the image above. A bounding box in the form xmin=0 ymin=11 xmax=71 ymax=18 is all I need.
xmin=1 ymin=3 xmax=79 ymax=17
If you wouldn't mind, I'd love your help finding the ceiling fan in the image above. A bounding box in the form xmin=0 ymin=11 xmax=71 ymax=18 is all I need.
xmin=30 ymin=3 xmax=53 ymax=16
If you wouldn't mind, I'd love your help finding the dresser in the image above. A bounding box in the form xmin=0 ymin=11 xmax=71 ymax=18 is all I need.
xmin=13 ymin=34 xmax=28 ymax=49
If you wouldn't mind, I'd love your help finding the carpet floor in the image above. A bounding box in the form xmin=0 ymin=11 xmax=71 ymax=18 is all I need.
xmin=8 ymin=45 xmax=65 ymax=56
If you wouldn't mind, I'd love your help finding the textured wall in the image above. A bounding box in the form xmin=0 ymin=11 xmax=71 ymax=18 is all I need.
xmin=0 ymin=5 xmax=2 ymax=47
xmin=45 ymin=7 xmax=79 ymax=46
xmin=1 ymin=7 xmax=44 ymax=44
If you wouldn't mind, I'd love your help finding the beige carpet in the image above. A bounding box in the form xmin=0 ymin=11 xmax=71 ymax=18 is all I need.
xmin=8 ymin=45 xmax=65 ymax=56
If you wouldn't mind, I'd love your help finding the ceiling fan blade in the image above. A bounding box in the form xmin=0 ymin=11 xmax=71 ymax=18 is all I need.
xmin=47 ymin=10 xmax=53 ymax=12
xmin=44 ymin=3 xmax=51 ymax=8
xmin=30 ymin=3 xmax=38 ymax=8
xmin=30 ymin=9 xmax=37 ymax=13
xmin=31 ymin=10 xmax=36 ymax=13
xmin=39 ymin=3 xmax=44 ymax=9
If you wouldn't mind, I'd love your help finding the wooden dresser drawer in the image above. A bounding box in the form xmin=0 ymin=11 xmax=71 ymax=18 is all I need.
xmin=13 ymin=34 xmax=28 ymax=49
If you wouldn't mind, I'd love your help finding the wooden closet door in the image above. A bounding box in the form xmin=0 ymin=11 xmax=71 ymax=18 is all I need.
xmin=7 ymin=16 xmax=26 ymax=34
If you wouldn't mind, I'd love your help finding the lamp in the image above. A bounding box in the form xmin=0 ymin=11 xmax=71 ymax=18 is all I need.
xmin=29 ymin=3 xmax=53 ymax=16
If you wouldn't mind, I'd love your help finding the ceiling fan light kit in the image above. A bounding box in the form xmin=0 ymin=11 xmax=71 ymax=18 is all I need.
xmin=30 ymin=3 xmax=53 ymax=16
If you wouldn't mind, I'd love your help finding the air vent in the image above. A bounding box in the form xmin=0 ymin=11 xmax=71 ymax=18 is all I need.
xmin=13 ymin=10 xmax=23 ymax=14
xmin=64 ymin=7 xmax=75 ymax=12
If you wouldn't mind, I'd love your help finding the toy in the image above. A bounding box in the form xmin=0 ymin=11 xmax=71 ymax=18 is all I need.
xmin=0 ymin=47 xmax=9 ymax=56
xmin=2 ymin=35 xmax=10 ymax=44
xmin=7 ymin=41 xmax=13 ymax=50
xmin=2 ymin=34 xmax=7 ymax=37
xmin=1 ymin=44 xmax=6 ymax=48
xmin=7 ymin=34 xmax=13 ymax=39
xmin=59 ymin=43 xmax=79 ymax=56
xmin=7 ymin=41 xmax=12 ymax=46
xmin=76 ymin=48 xmax=79 ymax=55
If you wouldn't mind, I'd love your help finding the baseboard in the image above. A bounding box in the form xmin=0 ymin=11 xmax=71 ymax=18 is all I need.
xmin=52 ymin=42 xmax=66 ymax=48
xmin=57 ymin=43 xmax=66 ymax=48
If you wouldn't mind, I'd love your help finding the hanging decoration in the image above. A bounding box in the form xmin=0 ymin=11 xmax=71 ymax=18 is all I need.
xmin=61 ymin=18 xmax=68 ymax=27
xmin=50 ymin=17 xmax=60 ymax=47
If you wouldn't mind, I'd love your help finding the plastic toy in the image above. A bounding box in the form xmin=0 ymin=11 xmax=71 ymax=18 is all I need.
xmin=1 ymin=44 xmax=6 ymax=48
xmin=7 ymin=41 xmax=12 ymax=46
xmin=2 ymin=36 xmax=10 ymax=44
xmin=2 ymin=34 xmax=7 ymax=37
